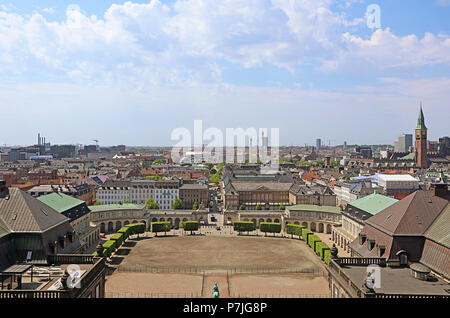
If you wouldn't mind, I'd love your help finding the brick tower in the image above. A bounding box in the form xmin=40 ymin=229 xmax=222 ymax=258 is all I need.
xmin=415 ymin=103 xmax=428 ymax=169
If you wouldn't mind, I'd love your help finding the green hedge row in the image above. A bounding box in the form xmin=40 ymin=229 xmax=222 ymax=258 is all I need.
xmin=301 ymin=228 xmax=313 ymax=241
xmin=234 ymin=221 xmax=255 ymax=232
xmin=93 ymin=222 xmax=146 ymax=257
xmin=286 ymin=224 xmax=305 ymax=238
xmin=259 ymin=222 xmax=281 ymax=235
xmin=180 ymin=221 xmax=199 ymax=234
xmin=308 ymin=234 xmax=321 ymax=250
xmin=291 ymin=226 xmax=331 ymax=265
xmin=151 ymin=222 xmax=171 ymax=236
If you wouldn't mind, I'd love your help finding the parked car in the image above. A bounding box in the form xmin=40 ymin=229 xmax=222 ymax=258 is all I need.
xmin=216 ymin=226 xmax=221 ymax=231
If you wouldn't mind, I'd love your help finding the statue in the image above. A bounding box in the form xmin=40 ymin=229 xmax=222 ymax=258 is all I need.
xmin=330 ymin=244 xmax=339 ymax=260
xmin=212 ymin=283 xmax=220 ymax=298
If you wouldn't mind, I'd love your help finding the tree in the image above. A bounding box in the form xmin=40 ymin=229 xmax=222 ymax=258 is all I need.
xmin=146 ymin=197 xmax=160 ymax=209
xmin=255 ymin=204 xmax=262 ymax=210
xmin=286 ymin=224 xmax=304 ymax=239
xmin=122 ymin=199 xmax=131 ymax=204
xmin=151 ymin=222 xmax=170 ymax=236
xmin=259 ymin=222 xmax=281 ymax=237
xmin=233 ymin=221 xmax=254 ymax=235
xmin=193 ymin=201 xmax=199 ymax=210
xmin=93 ymin=200 xmax=102 ymax=206
xmin=180 ymin=221 xmax=199 ymax=235
xmin=239 ymin=204 xmax=246 ymax=210
xmin=153 ymin=159 xmax=165 ymax=164
xmin=173 ymin=198 xmax=183 ymax=209
xmin=278 ymin=204 xmax=285 ymax=211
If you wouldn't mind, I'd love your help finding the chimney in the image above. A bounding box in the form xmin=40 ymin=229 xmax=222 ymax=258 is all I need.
xmin=430 ymin=183 xmax=448 ymax=199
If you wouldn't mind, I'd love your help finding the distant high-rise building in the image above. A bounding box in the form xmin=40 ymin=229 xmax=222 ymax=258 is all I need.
xmin=343 ymin=141 xmax=347 ymax=150
xmin=398 ymin=134 xmax=413 ymax=153
xmin=415 ymin=104 xmax=428 ymax=168
xmin=316 ymin=138 xmax=321 ymax=150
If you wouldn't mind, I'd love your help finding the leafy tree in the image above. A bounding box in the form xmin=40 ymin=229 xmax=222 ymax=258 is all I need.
xmin=255 ymin=204 xmax=262 ymax=210
xmin=122 ymin=199 xmax=131 ymax=204
xmin=146 ymin=197 xmax=160 ymax=209
xmin=233 ymin=221 xmax=254 ymax=235
xmin=239 ymin=204 xmax=246 ymax=210
xmin=173 ymin=198 xmax=183 ymax=209
xmin=259 ymin=222 xmax=281 ymax=237
xmin=151 ymin=222 xmax=170 ymax=236
xmin=209 ymin=173 xmax=221 ymax=184
xmin=180 ymin=221 xmax=199 ymax=235
xmin=193 ymin=201 xmax=199 ymax=210
xmin=278 ymin=204 xmax=285 ymax=211
xmin=153 ymin=159 xmax=165 ymax=164
xmin=93 ymin=200 xmax=102 ymax=206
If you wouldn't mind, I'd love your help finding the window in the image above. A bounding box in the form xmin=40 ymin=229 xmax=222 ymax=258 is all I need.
xmin=377 ymin=245 xmax=385 ymax=257
xmin=359 ymin=234 xmax=366 ymax=245
xmin=367 ymin=239 xmax=375 ymax=251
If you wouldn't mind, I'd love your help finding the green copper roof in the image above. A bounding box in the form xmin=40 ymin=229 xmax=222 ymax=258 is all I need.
xmin=416 ymin=104 xmax=427 ymax=130
xmin=88 ymin=204 xmax=145 ymax=212
xmin=287 ymin=204 xmax=342 ymax=214
xmin=348 ymin=192 xmax=398 ymax=215
xmin=400 ymin=153 xmax=415 ymax=160
xmin=37 ymin=192 xmax=85 ymax=213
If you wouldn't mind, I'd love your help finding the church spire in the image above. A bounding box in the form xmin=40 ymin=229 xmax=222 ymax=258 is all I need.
xmin=416 ymin=102 xmax=427 ymax=130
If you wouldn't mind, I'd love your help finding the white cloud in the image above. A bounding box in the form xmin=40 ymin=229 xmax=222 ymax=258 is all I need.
xmin=0 ymin=0 xmax=449 ymax=85
xmin=42 ymin=8 xmax=55 ymax=14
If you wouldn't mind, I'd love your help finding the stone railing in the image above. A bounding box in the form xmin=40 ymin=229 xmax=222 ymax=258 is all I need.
xmin=0 ymin=290 xmax=68 ymax=299
xmin=336 ymin=257 xmax=386 ymax=267
xmin=47 ymin=254 xmax=96 ymax=265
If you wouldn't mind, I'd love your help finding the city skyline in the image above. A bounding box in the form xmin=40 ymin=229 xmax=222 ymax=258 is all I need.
xmin=0 ymin=0 xmax=449 ymax=145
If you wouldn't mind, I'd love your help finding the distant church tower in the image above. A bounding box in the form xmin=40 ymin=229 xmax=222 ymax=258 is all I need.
xmin=415 ymin=103 xmax=428 ymax=169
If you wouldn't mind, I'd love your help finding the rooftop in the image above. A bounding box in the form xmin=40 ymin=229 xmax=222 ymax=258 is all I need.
xmin=348 ymin=191 xmax=398 ymax=216
xmin=287 ymin=204 xmax=341 ymax=214
xmin=37 ymin=192 xmax=85 ymax=213
xmin=88 ymin=204 xmax=144 ymax=212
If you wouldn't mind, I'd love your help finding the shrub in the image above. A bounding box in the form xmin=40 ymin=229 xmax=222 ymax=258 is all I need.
xmin=286 ymin=224 xmax=305 ymax=238
xmin=233 ymin=221 xmax=255 ymax=234
xmin=102 ymin=240 xmax=116 ymax=258
xmin=118 ymin=227 xmax=131 ymax=240
xmin=308 ymin=234 xmax=321 ymax=250
xmin=323 ymin=249 xmax=331 ymax=265
xmin=316 ymin=242 xmax=331 ymax=261
xmin=259 ymin=222 xmax=281 ymax=236
xmin=126 ymin=223 xmax=146 ymax=237
xmin=110 ymin=233 xmax=124 ymax=248
xmin=151 ymin=222 xmax=171 ymax=236
xmin=180 ymin=221 xmax=199 ymax=235
xmin=301 ymin=228 xmax=313 ymax=241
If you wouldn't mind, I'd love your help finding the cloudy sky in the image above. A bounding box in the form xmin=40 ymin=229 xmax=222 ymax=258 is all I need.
xmin=0 ymin=0 xmax=449 ymax=147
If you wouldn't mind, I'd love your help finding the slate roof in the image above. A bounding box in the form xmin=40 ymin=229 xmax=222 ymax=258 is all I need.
xmin=37 ymin=192 xmax=85 ymax=213
xmin=365 ymin=191 xmax=448 ymax=236
xmin=0 ymin=188 xmax=69 ymax=233
xmin=424 ymin=203 xmax=450 ymax=248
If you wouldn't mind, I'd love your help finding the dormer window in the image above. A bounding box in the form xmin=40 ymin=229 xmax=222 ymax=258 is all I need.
xmin=368 ymin=239 xmax=375 ymax=251
xmin=377 ymin=245 xmax=386 ymax=257
xmin=359 ymin=234 xmax=367 ymax=245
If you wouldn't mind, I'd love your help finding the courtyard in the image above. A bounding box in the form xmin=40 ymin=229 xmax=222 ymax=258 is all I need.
xmin=105 ymin=235 xmax=330 ymax=298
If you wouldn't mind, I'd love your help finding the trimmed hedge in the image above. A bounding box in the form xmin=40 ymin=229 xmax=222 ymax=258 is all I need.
xmin=259 ymin=222 xmax=281 ymax=236
xmin=118 ymin=226 xmax=131 ymax=240
xmin=315 ymin=241 xmax=330 ymax=258
xmin=323 ymin=249 xmax=331 ymax=265
xmin=301 ymin=228 xmax=313 ymax=241
xmin=180 ymin=221 xmax=199 ymax=234
xmin=286 ymin=224 xmax=305 ymax=238
xmin=308 ymin=234 xmax=321 ymax=250
xmin=125 ymin=223 xmax=146 ymax=236
xmin=110 ymin=232 xmax=124 ymax=247
xmin=234 ymin=221 xmax=255 ymax=233
xmin=151 ymin=222 xmax=171 ymax=236
xmin=102 ymin=240 xmax=117 ymax=258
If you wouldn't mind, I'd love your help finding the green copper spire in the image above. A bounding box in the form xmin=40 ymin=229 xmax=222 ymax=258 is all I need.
xmin=416 ymin=102 xmax=427 ymax=130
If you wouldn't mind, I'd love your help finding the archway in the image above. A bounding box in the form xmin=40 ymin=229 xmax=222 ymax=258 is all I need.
xmin=294 ymin=221 xmax=299 ymax=225
xmin=318 ymin=223 xmax=324 ymax=233
xmin=100 ymin=223 xmax=105 ymax=233
xmin=274 ymin=218 xmax=280 ymax=223
xmin=132 ymin=220 xmax=138 ymax=224
xmin=310 ymin=222 xmax=316 ymax=232
xmin=124 ymin=220 xmax=130 ymax=226
xmin=267 ymin=218 xmax=272 ymax=223
xmin=175 ymin=218 xmax=180 ymax=229
xmin=259 ymin=218 xmax=264 ymax=226
xmin=252 ymin=219 xmax=257 ymax=229
xmin=167 ymin=218 xmax=173 ymax=227
xmin=302 ymin=221 xmax=308 ymax=228
xmin=115 ymin=221 xmax=122 ymax=231
xmin=326 ymin=224 xmax=332 ymax=234
xmin=160 ymin=218 xmax=165 ymax=222
xmin=108 ymin=222 xmax=114 ymax=233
